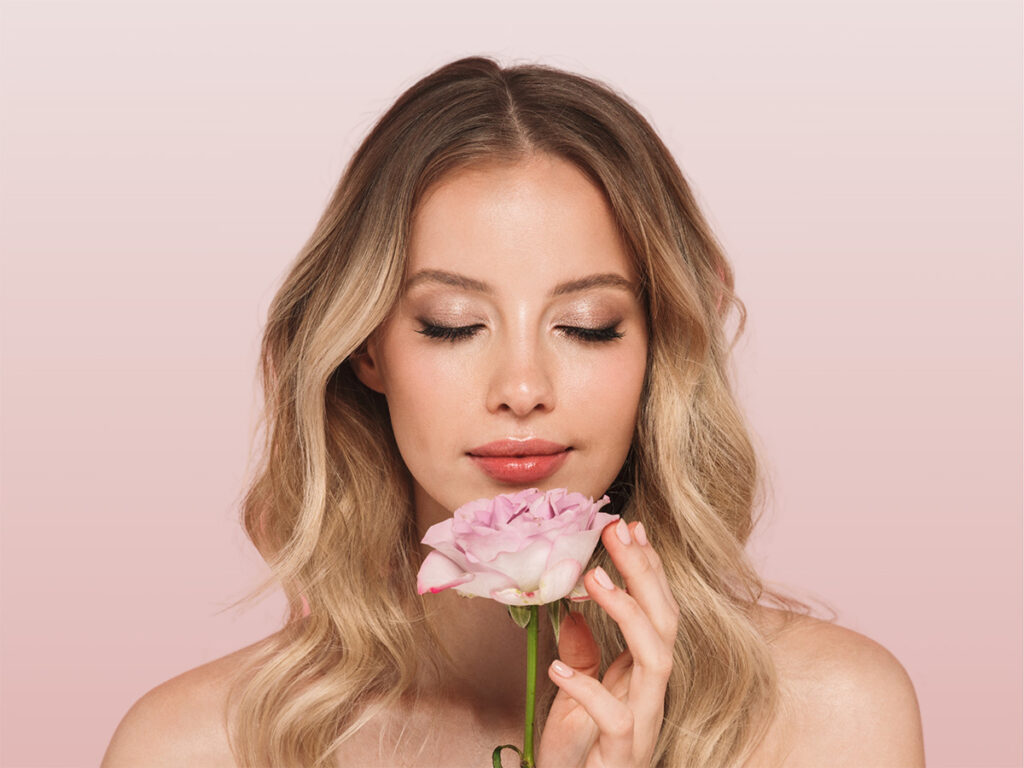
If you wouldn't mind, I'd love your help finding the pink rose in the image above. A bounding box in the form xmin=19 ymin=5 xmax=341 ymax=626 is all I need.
xmin=416 ymin=487 xmax=619 ymax=606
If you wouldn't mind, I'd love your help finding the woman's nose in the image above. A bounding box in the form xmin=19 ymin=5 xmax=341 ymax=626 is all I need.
xmin=484 ymin=336 xmax=556 ymax=417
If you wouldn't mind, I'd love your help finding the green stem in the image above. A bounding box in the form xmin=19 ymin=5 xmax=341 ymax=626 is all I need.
xmin=522 ymin=604 xmax=539 ymax=768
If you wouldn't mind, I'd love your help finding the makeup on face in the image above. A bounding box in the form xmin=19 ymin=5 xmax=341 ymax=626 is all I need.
xmin=353 ymin=154 xmax=648 ymax=516
xmin=467 ymin=449 xmax=571 ymax=484
xmin=403 ymin=280 xmax=637 ymax=345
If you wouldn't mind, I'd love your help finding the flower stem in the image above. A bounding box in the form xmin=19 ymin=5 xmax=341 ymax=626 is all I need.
xmin=522 ymin=604 xmax=539 ymax=768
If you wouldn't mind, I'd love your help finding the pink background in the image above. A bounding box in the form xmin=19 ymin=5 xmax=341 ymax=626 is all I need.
xmin=2 ymin=2 xmax=1020 ymax=766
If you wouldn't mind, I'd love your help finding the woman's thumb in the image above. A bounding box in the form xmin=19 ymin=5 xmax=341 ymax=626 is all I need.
xmin=556 ymin=611 xmax=601 ymax=677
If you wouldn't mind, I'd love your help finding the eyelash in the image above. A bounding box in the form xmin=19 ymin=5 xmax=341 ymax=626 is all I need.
xmin=416 ymin=323 xmax=625 ymax=344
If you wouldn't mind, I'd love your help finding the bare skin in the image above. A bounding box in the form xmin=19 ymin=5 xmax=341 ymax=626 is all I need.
xmin=99 ymin=604 xmax=926 ymax=767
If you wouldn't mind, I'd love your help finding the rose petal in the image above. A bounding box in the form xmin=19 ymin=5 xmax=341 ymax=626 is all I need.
xmin=592 ymin=510 xmax=619 ymax=535
xmin=416 ymin=551 xmax=473 ymax=595
xmin=490 ymin=585 xmax=543 ymax=606
xmin=421 ymin=518 xmax=455 ymax=548
xmin=543 ymin=523 xmax=614 ymax=572
xmin=419 ymin=531 xmax=473 ymax=571
xmin=486 ymin=537 xmax=553 ymax=587
xmin=568 ymin=578 xmax=591 ymax=602
xmin=457 ymin=527 xmax=533 ymax=562
xmin=538 ymin=558 xmax=583 ymax=603
xmin=452 ymin=569 xmax=518 ymax=599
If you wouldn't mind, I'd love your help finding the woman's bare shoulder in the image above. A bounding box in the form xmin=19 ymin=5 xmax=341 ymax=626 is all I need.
xmin=99 ymin=634 xmax=275 ymax=768
xmin=746 ymin=606 xmax=925 ymax=767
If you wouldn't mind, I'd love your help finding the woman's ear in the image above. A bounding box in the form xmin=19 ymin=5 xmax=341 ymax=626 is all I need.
xmin=349 ymin=337 xmax=386 ymax=394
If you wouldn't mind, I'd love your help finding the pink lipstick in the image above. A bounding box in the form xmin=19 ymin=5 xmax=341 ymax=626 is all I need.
xmin=467 ymin=438 xmax=571 ymax=484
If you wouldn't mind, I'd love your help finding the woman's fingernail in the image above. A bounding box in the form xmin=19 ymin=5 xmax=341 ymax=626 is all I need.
xmin=551 ymin=659 xmax=574 ymax=677
xmin=615 ymin=519 xmax=631 ymax=545
xmin=634 ymin=522 xmax=648 ymax=546
xmin=593 ymin=566 xmax=615 ymax=591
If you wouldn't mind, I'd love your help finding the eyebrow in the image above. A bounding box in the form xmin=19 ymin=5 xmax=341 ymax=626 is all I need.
xmin=404 ymin=269 xmax=638 ymax=298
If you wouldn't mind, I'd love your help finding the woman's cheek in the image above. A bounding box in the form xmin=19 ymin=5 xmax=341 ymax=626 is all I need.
xmin=407 ymin=350 xmax=472 ymax=425
xmin=572 ymin=346 xmax=640 ymax=397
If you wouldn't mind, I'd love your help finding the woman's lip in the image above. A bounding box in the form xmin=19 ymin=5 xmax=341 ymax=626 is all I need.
xmin=468 ymin=438 xmax=570 ymax=457
xmin=468 ymin=449 xmax=571 ymax=484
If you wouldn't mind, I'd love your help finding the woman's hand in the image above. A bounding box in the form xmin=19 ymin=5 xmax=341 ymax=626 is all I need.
xmin=536 ymin=519 xmax=680 ymax=768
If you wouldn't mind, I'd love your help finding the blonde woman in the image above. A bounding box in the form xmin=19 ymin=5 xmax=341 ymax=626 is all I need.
xmin=101 ymin=56 xmax=925 ymax=768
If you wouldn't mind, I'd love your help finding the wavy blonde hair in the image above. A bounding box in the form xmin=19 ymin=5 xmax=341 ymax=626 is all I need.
xmin=224 ymin=55 xmax=826 ymax=768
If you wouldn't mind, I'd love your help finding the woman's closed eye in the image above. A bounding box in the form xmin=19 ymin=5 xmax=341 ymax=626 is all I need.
xmin=416 ymin=322 xmax=625 ymax=343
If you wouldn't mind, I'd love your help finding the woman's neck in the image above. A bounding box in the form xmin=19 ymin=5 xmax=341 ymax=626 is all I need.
xmin=415 ymin=565 xmax=559 ymax=713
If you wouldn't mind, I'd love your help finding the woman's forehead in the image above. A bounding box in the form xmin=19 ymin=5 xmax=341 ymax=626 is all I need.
xmin=405 ymin=156 xmax=638 ymax=290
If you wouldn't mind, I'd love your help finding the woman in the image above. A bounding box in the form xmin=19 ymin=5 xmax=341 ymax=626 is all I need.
xmin=101 ymin=56 xmax=925 ymax=767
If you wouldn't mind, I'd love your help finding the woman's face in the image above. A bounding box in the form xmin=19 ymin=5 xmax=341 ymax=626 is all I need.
xmin=352 ymin=153 xmax=648 ymax=528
